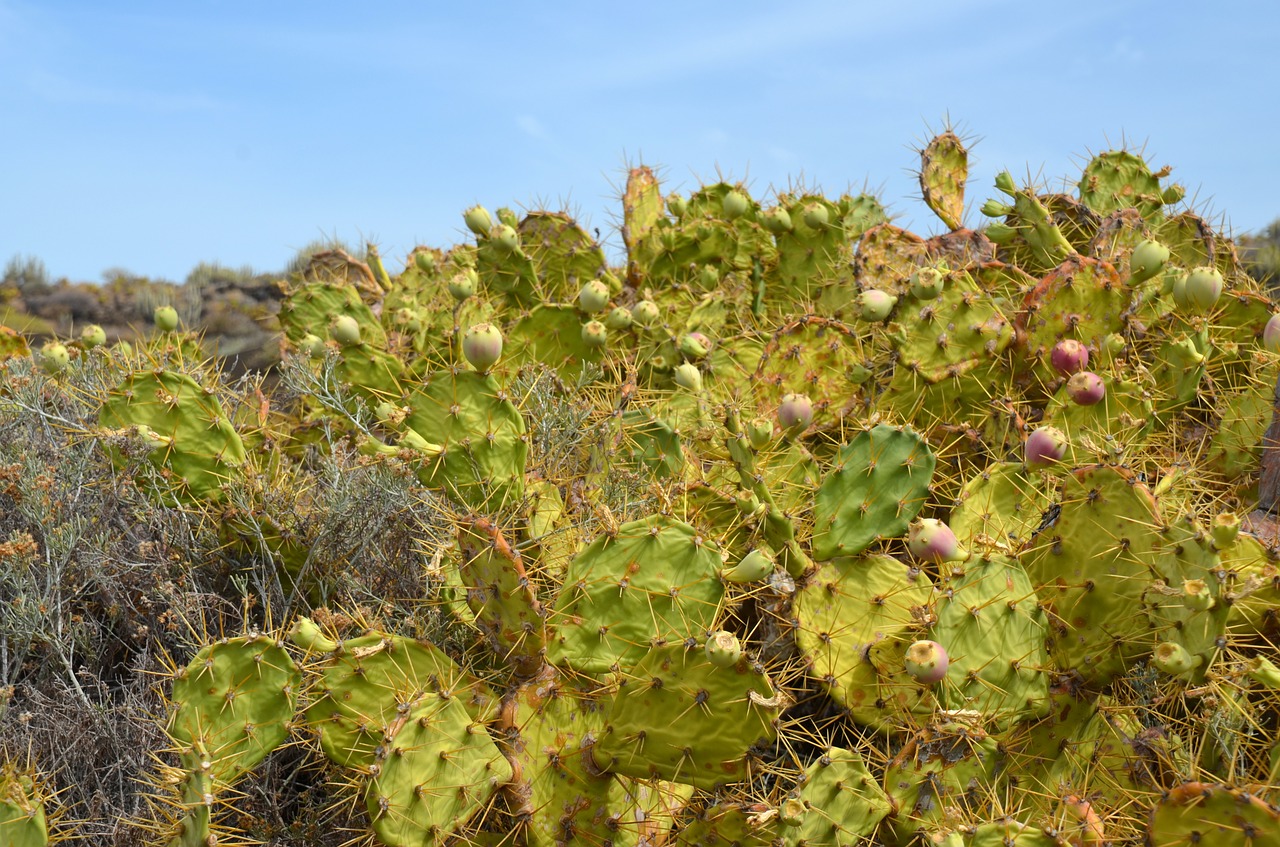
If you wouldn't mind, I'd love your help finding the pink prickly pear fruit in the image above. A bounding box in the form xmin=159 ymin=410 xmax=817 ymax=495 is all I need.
xmin=856 ymin=290 xmax=897 ymax=323
xmin=462 ymin=323 xmax=504 ymax=371
xmin=760 ymin=206 xmax=793 ymax=234
xmin=1049 ymin=339 xmax=1089 ymax=375
xmin=329 ymin=314 xmax=361 ymax=346
xmin=40 ymin=342 xmax=71 ymax=375
xmin=747 ymin=418 xmax=774 ymax=451
xmin=680 ymin=332 xmax=710 ymax=360
xmin=673 ymin=363 xmax=702 ymax=392
xmin=578 ymin=279 xmax=611 ymax=314
xmin=1152 ymin=641 xmax=1201 ymax=676
xmin=904 ymin=640 xmax=949 ymax=684
xmin=1263 ymin=313 xmax=1280 ymax=353
xmin=631 ymin=299 xmax=660 ymax=327
xmin=1066 ymin=371 xmax=1105 ymax=406
xmin=489 ymin=224 xmax=520 ymax=253
xmin=721 ymin=189 xmax=749 ymax=221
xmin=801 ymin=202 xmax=830 ymax=229
xmin=910 ymin=268 xmax=945 ymax=300
xmin=581 ymin=320 xmax=608 ymax=348
xmin=1181 ymin=266 xmax=1223 ymax=312
xmin=704 ymin=631 xmax=742 ymax=668
xmin=153 ymin=305 xmax=180 ymax=332
xmin=463 ymin=205 xmax=494 ymax=236
xmin=448 ymin=269 xmax=477 ymax=302
xmin=777 ymin=393 xmax=813 ymax=430
xmin=1025 ymin=426 xmax=1067 ymax=467
xmin=1211 ymin=512 xmax=1240 ymax=550
xmin=1062 ymin=795 xmax=1106 ymax=847
xmin=1128 ymin=239 xmax=1169 ymax=284
xmin=908 ymin=518 xmax=961 ymax=563
xmin=80 ymin=324 xmax=106 ymax=349
xmin=722 ymin=548 xmax=774 ymax=583
xmin=604 ymin=306 xmax=633 ymax=331
xmin=1181 ymin=579 xmax=1216 ymax=612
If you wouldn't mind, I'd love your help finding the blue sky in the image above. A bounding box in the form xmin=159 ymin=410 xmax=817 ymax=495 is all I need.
xmin=2 ymin=0 xmax=1277 ymax=283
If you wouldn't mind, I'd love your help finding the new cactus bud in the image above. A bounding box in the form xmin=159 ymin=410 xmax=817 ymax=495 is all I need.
xmin=577 ymin=279 xmax=611 ymax=314
xmin=907 ymin=518 xmax=960 ymax=563
xmin=747 ymin=418 xmax=774 ymax=450
xmin=856 ymin=289 xmax=897 ymax=322
xmin=704 ymin=631 xmax=742 ymax=668
xmin=631 ymin=299 xmax=660 ymax=327
xmin=680 ymin=332 xmax=710 ymax=360
xmin=463 ymin=205 xmax=494 ymax=236
xmin=801 ymin=202 xmax=830 ymax=229
xmin=448 ymin=269 xmax=476 ymax=302
xmin=994 ymin=170 xmax=1017 ymax=195
xmin=1025 ymin=426 xmax=1067 ymax=467
xmin=1211 ymin=512 xmax=1240 ymax=550
xmin=489 ymin=224 xmax=520 ymax=254
xmin=760 ymin=206 xmax=793 ymax=234
xmin=667 ymin=193 xmax=688 ymax=218
xmin=358 ymin=435 xmax=398 ymax=456
xmin=413 ymin=251 xmax=438 ymax=274
xmin=722 ymin=549 xmax=774 ymax=583
xmin=80 ymin=324 xmax=106 ymax=348
xmin=299 ymin=333 xmax=327 ymax=358
xmin=777 ymin=393 xmax=813 ymax=431
xmin=980 ymin=199 xmax=1014 ymax=217
xmin=1264 ymin=314 xmax=1280 ymax=353
xmin=399 ymin=428 xmax=443 ymax=458
xmin=910 ymin=268 xmax=945 ymax=300
xmin=1050 ymin=339 xmax=1089 ymax=375
xmin=1152 ymin=641 xmax=1201 ymax=676
xmin=722 ymin=189 xmax=749 ymax=220
xmin=40 ymin=342 xmax=70 ymax=375
xmin=1066 ymin=371 xmax=1105 ymax=406
xmin=1181 ymin=579 xmax=1216 ymax=612
xmin=1182 ymin=266 xmax=1224 ymax=312
xmin=604 ymin=306 xmax=633 ymax=331
xmin=1129 ymin=239 xmax=1170 ymax=284
xmin=329 ymin=314 xmax=361 ymax=346
xmin=904 ymin=640 xmax=949 ymax=684
xmin=288 ymin=617 xmax=339 ymax=653
xmin=462 ymin=323 xmax=504 ymax=371
xmin=153 ymin=305 xmax=179 ymax=332
xmin=496 ymin=207 xmax=519 ymax=228
xmin=779 ymin=799 xmax=807 ymax=828
xmin=734 ymin=489 xmax=763 ymax=516
xmin=581 ymin=320 xmax=608 ymax=348
xmin=673 ymin=363 xmax=702 ymax=392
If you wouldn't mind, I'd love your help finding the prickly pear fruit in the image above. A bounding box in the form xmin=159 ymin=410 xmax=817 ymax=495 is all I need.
xmin=40 ymin=342 xmax=70 ymax=375
xmin=1182 ymin=266 xmax=1224 ymax=312
xmin=631 ymin=299 xmax=660 ymax=327
xmin=680 ymin=332 xmax=710 ymax=360
xmin=673 ymin=363 xmax=702 ymax=391
xmin=856 ymin=290 xmax=897 ymax=323
xmin=777 ymin=393 xmax=813 ymax=431
xmin=667 ymin=193 xmax=688 ymax=218
xmin=80 ymin=324 xmax=106 ymax=348
xmin=779 ymin=799 xmax=807 ymax=828
xmin=299 ymin=333 xmax=327 ymax=358
xmin=1152 ymin=641 xmax=1201 ymax=676
xmin=910 ymin=268 xmax=945 ymax=300
xmin=801 ymin=202 xmax=830 ymax=229
xmin=735 ymin=489 xmax=763 ymax=516
xmin=907 ymin=518 xmax=960 ymax=563
xmin=153 ymin=305 xmax=179 ymax=332
xmin=722 ymin=189 xmax=749 ymax=220
xmin=577 ymin=279 xmax=611 ymax=313
xmin=1025 ymin=426 xmax=1067 ymax=467
xmin=462 ymin=323 xmax=504 ymax=371
xmin=1066 ymin=371 xmax=1105 ymax=406
xmin=413 ymin=251 xmax=437 ymax=274
xmin=722 ymin=549 xmax=774 ymax=583
xmin=489 ymin=224 xmax=521 ymax=253
xmin=448 ymin=269 xmax=476 ymax=301
xmin=1264 ymin=313 xmax=1280 ymax=353
xmin=1050 ymin=339 xmax=1089 ymax=375
xmin=747 ymin=418 xmax=774 ymax=450
xmin=329 ymin=314 xmax=361 ymax=346
xmin=760 ymin=206 xmax=793 ymax=233
xmin=604 ymin=306 xmax=633 ymax=330
xmin=1181 ymin=579 xmax=1216 ymax=612
xmin=581 ymin=320 xmax=608 ymax=348
xmin=1128 ymin=239 xmax=1170 ymax=284
xmin=1211 ymin=512 xmax=1240 ymax=550
xmin=464 ymin=205 xmax=494 ymax=236
xmin=399 ymin=428 xmax=443 ymax=457
xmin=704 ymin=631 xmax=742 ymax=668
xmin=904 ymin=640 xmax=949 ymax=684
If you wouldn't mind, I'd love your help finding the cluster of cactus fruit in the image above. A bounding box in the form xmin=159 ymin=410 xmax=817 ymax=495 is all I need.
xmin=6 ymin=127 xmax=1280 ymax=847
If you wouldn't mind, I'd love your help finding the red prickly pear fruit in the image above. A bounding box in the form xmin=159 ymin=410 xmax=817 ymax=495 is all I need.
xmin=777 ymin=393 xmax=813 ymax=430
xmin=904 ymin=640 xmax=949 ymax=684
xmin=462 ymin=323 xmax=504 ymax=371
xmin=760 ymin=206 xmax=793 ymax=234
xmin=1152 ymin=641 xmax=1200 ymax=676
xmin=680 ymin=332 xmax=710 ymax=360
xmin=1263 ymin=313 xmax=1280 ymax=353
xmin=80 ymin=324 xmax=106 ymax=348
xmin=722 ymin=548 xmax=774 ymax=583
xmin=1211 ymin=512 xmax=1240 ymax=550
xmin=704 ymin=631 xmax=742 ymax=668
xmin=907 ymin=518 xmax=960 ymax=563
xmin=299 ymin=333 xmax=327 ymax=358
xmin=581 ymin=320 xmax=608 ymax=348
xmin=631 ymin=300 xmax=660 ymax=327
xmin=1128 ymin=239 xmax=1169 ymax=284
xmin=463 ymin=205 xmax=494 ymax=236
xmin=910 ymin=268 xmax=945 ymax=300
xmin=801 ymin=202 xmax=830 ymax=229
xmin=673 ymin=363 xmax=702 ymax=391
xmin=1181 ymin=579 xmax=1216 ymax=612
xmin=578 ymin=279 xmax=611 ymax=314
xmin=153 ymin=305 xmax=179 ymax=332
xmin=779 ymin=799 xmax=806 ymax=828
xmin=604 ymin=306 xmax=633 ymax=331
xmin=856 ymin=289 xmax=897 ymax=322
xmin=1025 ymin=426 xmax=1067 ymax=467
xmin=721 ymin=189 xmax=749 ymax=220
xmin=747 ymin=418 xmax=774 ymax=450
xmin=1066 ymin=371 xmax=1105 ymax=406
xmin=1182 ymin=266 xmax=1223 ymax=312
xmin=40 ymin=342 xmax=71 ymax=375
xmin=1050 ymin=339 xmax=1089 ymax=375
xmin=329 ymin=314 xmax=361 ymax=346
xmin=489 ymin=224 xmax=520 ymax=253
xmin=448 ymin=269 xmax=477 ymax=301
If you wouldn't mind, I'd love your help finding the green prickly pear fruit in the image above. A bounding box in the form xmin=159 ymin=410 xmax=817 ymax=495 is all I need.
xmin=704 ymin=631 xmax=742 ymax=668
xmin=80 ymin=324 xmax=106 ymax=348
xmin=722 ymin=189 xmax=749 ymax=220
xmin=1162 ymin=183 xmax=1186 ymax=205
xmin=489 ymin=223 xmax=521 ymax=253
xmin=993 ymin=170 xmax=1017 ymax=195
xmin=779 ymin=799 xmax=807 ymax=828
xmin=496 ymin=207 xmax=519 ymax=227
xmin=288 ymin=616 xmax=339 ymax=653
xmin=1181 ymin=579 xmax=1216 ymax=612
xmin=735 ymin=489 xmax=763 ymax=516
xmin=904 ymin=639 xmax=949 ymax=684
xmin=980 ymin=199 xmax=1014 ymax=217
xmin=40 ymin=342 xmax=70 ymax=375
xmin=464 ymin=205 xmax=494 ymax=236
xmin=747 ymin=418 xmax=774 ymax=450
xmin=777 ymin=393 xmax=813 ymax=431
xmin=577 ymin=279 xmax=611 ymax=313
xmin=1100 ymin=332 xmax=1126 ymax=361
xmin=680 ymin=332 xmax=710 ymax=360
xmin=413 ymin=251 xmax=438 ymax=274
xmin=667 ymin=193 xmax=688 ymax=218
xmin=448 ymin=269 xmax=477 ymax=301
xmin=1050 ymin=339 xmax=1089 ymax=375
xmin=1211 ymin=512 xmax=1240 ymax=550
xmin=299 ymin=333 xmax=327 ymax=358
xmin=1264 ymin=314 xmax=1280 ymax=353
xmin=604 ymin=306 xmax=633 ymax=331
xmin=985 ymin=222 xmax=1016 ymax=243
xmin=801 ymin=202 xmax=830 ymax=229
xmin=760 ymin=206 xmax=793 ymax=233
xmin=329 ymin=314 xmax=361 ymax=346
xmin=907 ymin=518 xmax=960 ymax=563
xmin=631 ymin=299 xmax=660 ymax=327
xmin=1182 ymin=266 xmax=1224 ymax=312
xmin=153 ymin=305 xmax=180 ymax=332
xmin=462 ymin=323 xmax=504 ymax=371
xmin=1129 ymin=239 xmax=1170 ymax=284
xmin=910 ymin=268 xmax=945 ymax=300
xmin=856 ymin=290 xmax=897 ymax=323
xmin=1152 ymin=641 xmax=1201 ymax=676
xmin=722 ymin=548 xmax=774 ymax=583
xmin=1025 ymin=426 xmax=1067 ymax=467
xmin=673 ymin=363 xmax=702 ymax=391
xmin=581 ymin=320 xmax=608 ymax=348
xmin=1066 ymin=371 xmax=1105 ymax=406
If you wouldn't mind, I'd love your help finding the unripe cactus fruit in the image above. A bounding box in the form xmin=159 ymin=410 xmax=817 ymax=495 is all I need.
xmin=489 ymin=224 xmax=520 ymax=253
xmin=1025 ymin=426 xmax=1067 ymax=467
xmin=779 ymin=799 xmax=807 ymax=828
xmin=40 ymin=342 xmax=70 ymax=375
xmin=448 ymin=270 xmax=476 ymax=301
xmin=581 ymin=320 xmax=608 ymax=348
xmin=667 ymin=193 xmax=688 ymax=218
xmin=1128 ymin=239 xmax=1170 ymax=284
xmin=907 ymin=518 xmax=960 ymax=563
xmin=153 ymin=305 xmax=180 ymax=332
xmin=463 ymin=205 xmax=494 ymax=236
xmin=1264 ymin=313 xmax=1280 ymax=353
xmin=760 ymin=206 xmax=793 ymax=234
xmin=631 ymin=299 xmax=660 ymax=327
xmin=801 ymin=202 xmax=830 ymax=229
xmin=80 ymin=324 xmax=106 ymax=348
xmin=1066 ymin=371 xmax=1105 ymax=406
xmin=413 ymin=251 xmax=438 ymax=274
xmin=1182 ymin=266 xmax=1224 ymax=312
xmin=673 ymin=363 xmax=702 ymax=392
xmin=721 ymin=189 xmax=749 ymax=220
xmin=910 ymin=268 xmax=945 ymax=300
xmin=1152 ymin=641 xmax=1201 ymax=676
xmin=577 ymin=279 xmax=611 ymax=313
xmin=904 ymin=640 xmax=949 ymax=684
xmin=704 ymin=631 xmax=742 ymax=668
xmin=856 ymin=289 xmax=897 ymax=322
xmin=329 ymin=314 xmax=361 ymax=346
xmin=1181 ymin=579 xmax=1216 ymax=612
xmin=777 ymin=393 xmax=813 ymax=430
xmin=680 ymin=332 xmax=710 ymax=360
xmin=747 ymin=418 xmax=774 ymax=450
xmin=1050 ymin=339 xmax=1089 ymax=375
xmin=722 ymin=549 xmax=774 ymax=583
xmin=604 ymin=306 xmax=633 ymax=330
xmin=1211 ymin=512 xmax=1240 ymax=550
xmin=299 ymin=333 xmax=327 ymax=358
xmin=462 ymin=323 xmax=504 ymax=371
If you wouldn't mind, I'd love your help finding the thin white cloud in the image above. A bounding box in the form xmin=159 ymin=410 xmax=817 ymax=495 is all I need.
xmin=25 ymin=69 xmax=226 ymax=112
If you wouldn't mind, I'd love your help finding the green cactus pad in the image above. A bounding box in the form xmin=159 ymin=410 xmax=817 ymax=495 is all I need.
xmin=0 ymin=763 xmax=48 ymax=847
xmin=518 ymin=211 xmax=608 ymax=302
xmin=890 ymin=266 xmax=1014 ymax=385
xmin=919 ymin=131 xmax=968 ymax=231
xmin=279 ymin=279 xmax=387 ymax=349
xmin=675 ymin=802 xmax=780 ymax=847
xmin=1015 ymin=255 xmax=1130 ymax=384
xmin=456 ymin=517 xmax=547 ymax=676
xmin=1148 ymin=782 xmax=1280 ymax=847
xmin=883 ymin=718 xmax=1003 ymax=841
xmin=1079 ymin=150 xmax=1180 ymax=222
xmin=785 ymin=747 xmax=891 ymax=846
xmin=622 ymin=166 xmax=665 ymax=260
xmin=950 ymin=461 xmax=1056 ymax=549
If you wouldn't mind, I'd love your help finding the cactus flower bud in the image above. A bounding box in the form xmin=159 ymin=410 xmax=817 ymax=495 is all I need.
xmin=673 ymin=363 xmax=702 ymax=392
xmin=747 ymin=418 xmax=774 ymax=451
xmin=722 ymin=549 xmax=775 ymax=583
